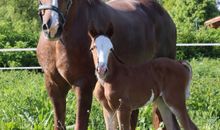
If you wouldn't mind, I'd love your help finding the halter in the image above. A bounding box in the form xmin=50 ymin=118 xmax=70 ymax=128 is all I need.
xmin=90 ymin=44 xmax=124 ymax=64
xmin=38 ymin=0 xmax=73 ymax=26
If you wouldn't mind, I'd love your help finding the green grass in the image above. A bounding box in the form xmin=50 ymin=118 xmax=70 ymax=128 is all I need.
xmin=0 ymin=58 xmax=219 ymax=130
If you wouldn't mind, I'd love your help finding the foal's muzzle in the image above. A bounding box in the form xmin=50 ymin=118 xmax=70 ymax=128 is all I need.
xmin=96 ymin=64 xmax=108 ymax=76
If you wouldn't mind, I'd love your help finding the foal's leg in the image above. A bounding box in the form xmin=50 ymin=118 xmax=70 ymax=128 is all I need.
xmin=170 ymin=106 xmax=198 ymax=130
xmin=103 ymin=108 xmax=118 ymax=130
xmin=153 ymin=104 xmax=180 ymax=130
xmin=154 ymin=98 xmax=180 ymax=130
xmin=74 ymin=76 xmax=96 ymax=130
xmin=93 ymin=82 xmax=118 ymax=130
xmin=163 ymin=97 xmax=198 ymax=130
xmin=45 ymin=73 xmax=70 ymax=130
xmin=116 ymin=106 xmax=131 ymax=130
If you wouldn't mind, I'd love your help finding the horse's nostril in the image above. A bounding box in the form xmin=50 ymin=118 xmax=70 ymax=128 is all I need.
xmin=42 ymin=19 xmax=52 ymax=31
xmin=42 ymin=23 xmax=48 ymax=30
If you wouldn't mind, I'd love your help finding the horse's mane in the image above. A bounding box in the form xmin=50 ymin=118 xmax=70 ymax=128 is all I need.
xmin=88 ymin=0 xmax=102 ymax=5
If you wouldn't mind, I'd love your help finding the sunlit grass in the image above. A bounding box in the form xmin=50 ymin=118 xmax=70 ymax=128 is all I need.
xmin=0 ymin=58 xmax=219 ymax=130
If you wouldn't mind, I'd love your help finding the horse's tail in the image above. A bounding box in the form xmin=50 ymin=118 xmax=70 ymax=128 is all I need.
xmin=180 ymin=61 xmax=192 ymax=99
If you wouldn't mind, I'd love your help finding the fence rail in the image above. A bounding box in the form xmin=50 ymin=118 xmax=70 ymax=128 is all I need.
xmin=176 ymin=43 xmax=220 ymax=46
xmin=0 ymin=67 xmax=42 ymax=70
xmin=0 ymin=43 xmax=219 ymax=70
xmin=0 ymin=48 xmax=37 ymax=52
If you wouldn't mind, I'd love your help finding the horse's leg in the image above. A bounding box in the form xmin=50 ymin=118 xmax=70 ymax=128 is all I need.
xmin=130 ymin=109 xmax=139 ymax=130
xmin=74 ymin=76 xmax=96 ymax=130
xmin=116 ymin=106 xmax=131 ymax=130
xmin=152 ymin=104 xmax=164 ymax=129
xmin=154 ymin=98 xmax=180 ymax=130
xmin=45 ymin=73 xmax=70 ymax=130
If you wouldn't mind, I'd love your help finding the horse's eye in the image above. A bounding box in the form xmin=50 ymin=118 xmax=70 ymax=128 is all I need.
xmin=41 ymin=10 xmax=45 ymax=16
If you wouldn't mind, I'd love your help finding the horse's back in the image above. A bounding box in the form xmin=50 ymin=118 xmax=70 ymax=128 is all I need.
xmin=105 ymin=0 xmax=176 ymax=64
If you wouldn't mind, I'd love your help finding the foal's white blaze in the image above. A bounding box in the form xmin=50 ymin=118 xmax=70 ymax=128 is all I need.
xmin=49 ymin=0 xmax=59 ymax=37
xmin=145 ymin=89 xmax=154 ymax=106
xmin=95 ymin=35 xmax=113 ymax=75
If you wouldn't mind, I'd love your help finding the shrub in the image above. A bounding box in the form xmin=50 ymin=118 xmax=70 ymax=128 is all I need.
xmin=162 ymin=0 xmax=220 ymax=59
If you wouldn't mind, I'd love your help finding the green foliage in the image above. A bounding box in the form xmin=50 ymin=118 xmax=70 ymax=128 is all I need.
xmin=0 ymin=71 xmax=53 ymax=129
xmin=0 ymin=0 xmax=40 ymax=67
xmin=162 ymin=0 xmax=220 ymax=59
xmin=188 ymin=58 xmax=220 ymax=130
xmin=0 ymin=58 xmax=220 ymax=129
xmin=163 ymin=0 xmax=218 ymax=27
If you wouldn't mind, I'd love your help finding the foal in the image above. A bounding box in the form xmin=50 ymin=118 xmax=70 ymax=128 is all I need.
xmin=91 ymin=35 xmax=198 ymax=130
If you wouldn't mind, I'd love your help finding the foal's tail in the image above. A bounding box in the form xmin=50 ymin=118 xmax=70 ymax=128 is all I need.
xmin=180 ymin=61 xmax=192 ymax=99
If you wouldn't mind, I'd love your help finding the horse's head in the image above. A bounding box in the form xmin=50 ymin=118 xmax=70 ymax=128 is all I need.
xmin=38 ymin=0 xmax=72 ymax=40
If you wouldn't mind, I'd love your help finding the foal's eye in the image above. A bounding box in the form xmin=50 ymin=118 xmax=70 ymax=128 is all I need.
xmin=97 ymin=58 xmax=99 ymax=63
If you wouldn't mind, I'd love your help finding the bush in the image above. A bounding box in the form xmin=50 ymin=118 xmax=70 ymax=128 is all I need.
xmin=0 ymin=0 xmax=39 ymax=67
xmin=162 ymin=0 xmax=220 ymax=59
xmin=177 ymin=27 xmax=220 ymax=59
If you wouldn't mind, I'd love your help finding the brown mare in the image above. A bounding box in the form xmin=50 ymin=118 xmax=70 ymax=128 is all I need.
xmin=90 ymin=34 xmax=198 ymax=130
xmin=37 ymin=0 xmax=176 ymax=129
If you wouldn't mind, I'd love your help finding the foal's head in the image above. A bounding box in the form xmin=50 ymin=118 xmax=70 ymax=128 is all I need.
xmin=90 ymin=23 xmax=115 ymax=76
xmin=38 ymin=0 xmax=73 ymax=39
xmin=92 ymin=35 xmax=113 ymax=76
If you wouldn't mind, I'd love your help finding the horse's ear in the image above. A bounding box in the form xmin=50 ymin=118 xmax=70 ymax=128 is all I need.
xmin=106 ymin=23 xmax=114 ymax=38
xmin=89 ymin=24 xmax=98 ymax=37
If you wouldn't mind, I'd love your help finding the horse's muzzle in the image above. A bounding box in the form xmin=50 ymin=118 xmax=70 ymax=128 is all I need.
xmin=42 ymin=23 xmax=63 ymax=40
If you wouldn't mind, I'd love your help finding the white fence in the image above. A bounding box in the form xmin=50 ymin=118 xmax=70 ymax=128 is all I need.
xmin=176 ymin=43 xmax=220 ymax=46
xmin=0 ymin=43 xmax=219 ymax=70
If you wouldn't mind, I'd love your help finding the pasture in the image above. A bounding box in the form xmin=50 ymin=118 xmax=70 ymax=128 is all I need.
xmin=0 ymin=58 xmax=219 ymax=130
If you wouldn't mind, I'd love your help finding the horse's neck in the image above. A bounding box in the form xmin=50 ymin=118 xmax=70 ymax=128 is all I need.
xmin=61 ymin=0 xmax=108 ymax=45
xmin=88 ymin=2 xmax=111 ymax=34
xmin=61 ymin=2 xmax=91 ymax=46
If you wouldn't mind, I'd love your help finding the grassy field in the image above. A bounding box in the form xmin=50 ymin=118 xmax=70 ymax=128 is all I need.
xmin=0 ymin=58 xmax=219 ymax=130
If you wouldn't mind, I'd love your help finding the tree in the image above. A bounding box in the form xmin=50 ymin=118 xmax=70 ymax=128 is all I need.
xmin=0 ymin=0 xmax=39 ymax=67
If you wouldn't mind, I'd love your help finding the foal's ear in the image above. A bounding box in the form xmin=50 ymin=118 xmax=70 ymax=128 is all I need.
xmin=89 ymin=24 xmax=99 ymax=38
xmin=106 ymin=23 xmax=114 ymax=38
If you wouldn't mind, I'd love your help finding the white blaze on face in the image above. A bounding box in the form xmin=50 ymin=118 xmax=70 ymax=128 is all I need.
xmin=95 ymin=35 xmax=113 ymax=75
xmin=50 ymin=0 xmax=59 ymax=37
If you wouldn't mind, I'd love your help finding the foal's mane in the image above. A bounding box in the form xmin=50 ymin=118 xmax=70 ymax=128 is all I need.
xmin=110 ymin=49 xmax=125 ymax=65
